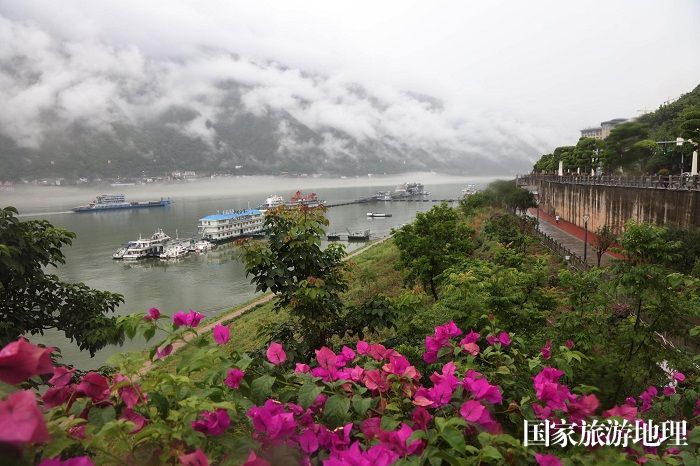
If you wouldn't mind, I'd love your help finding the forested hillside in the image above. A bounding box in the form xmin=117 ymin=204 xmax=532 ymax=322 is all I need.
xmin=533 ymin=84 xmax=700 ymax=175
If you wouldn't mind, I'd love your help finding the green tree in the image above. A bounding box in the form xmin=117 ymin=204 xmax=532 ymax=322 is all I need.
xmin=239 ymin=206 xmax=348 ymax=357
xmin=0 ymin=206 xmax=124 ymax=355
xmin=392 ymin=203 xmax=473 ymax=300
xmin=609 ymin=221 xmax=696 ymax=400
xmin=602 ymin=122 xmax=649 ymax=172
xmin=680 ymin=110 xmax=700 ymax=142
xmin=593 ymin=224 xmax=617 ymax=267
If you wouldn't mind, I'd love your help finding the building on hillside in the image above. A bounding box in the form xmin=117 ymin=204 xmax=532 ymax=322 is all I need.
xmin=601 ymin=118 xmax=628 ymax=138
xmin=580 ymin=127 xmax=603 ymax=139
xmin=580 ymin=118 xmax=628 ymax=140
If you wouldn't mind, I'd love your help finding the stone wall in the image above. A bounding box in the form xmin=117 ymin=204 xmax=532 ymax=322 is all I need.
xmin=532 ymin=180 xmax=700 ymax=232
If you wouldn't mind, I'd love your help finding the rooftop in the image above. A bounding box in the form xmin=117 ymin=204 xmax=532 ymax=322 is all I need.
xmin=199 ymin=209 xmax=262 ymax=221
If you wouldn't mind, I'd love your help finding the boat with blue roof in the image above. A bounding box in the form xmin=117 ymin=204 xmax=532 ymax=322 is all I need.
xmin=197 ymin=209 xmax=265 ymax=243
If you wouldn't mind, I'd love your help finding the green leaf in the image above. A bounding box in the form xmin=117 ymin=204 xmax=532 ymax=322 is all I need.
xmin=149 ymin=391 xmax=170 ymax=419
xmin=237 ymin=353 xmax=254 ymax=370
xmin=250 ymin=375 xmax=276 ymax=404
xmin=87 ymin=405 xmax=116 ymax=433
xmin=481 ymin=445 xmax=502 ymax=460
xmin=323 ymin=394 xmax=350 ymax=428
xmin=351 ymin=396 xmax=373 ymax=416
xmin=440 ymin=427 xmax=466 ymax=454
xmin=297 ymin=382 xmax=324 ymax=409
xmin=380 ymin=415 xmax=401 ymax=431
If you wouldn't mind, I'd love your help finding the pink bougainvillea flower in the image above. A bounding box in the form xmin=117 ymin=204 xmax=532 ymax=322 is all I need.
xmin=363 ymin=369 xmax=390 ymax=392
xmin=459 ymin=330 xmax=480 ymax=346
xmin=295 ymin=363 xmax=310 ymax=373
xmin=625 ymin=396 xmax=636 ymax=406
xmin=361 ymin=417 xmax=381 ymax=440
xmin=0 ymin=338 xmax=54 ymax=384
xmin=564 ymin=339 xmax=575 ymax=349
xmin=212 ymin=324 xmax=231 ymax=345
xmin=338 ymin=346 xmax=356 ymax=364
xmin=121 ymin=408 xmax=147 ymax=433
xmin=379 ymin=423 xmax=425 ymax=456
xmin=144 ymin=307 xmax=161 ymax=321
xmin=486 ymin=331 xmax=511 ymax=347
xmin=463 ymin=374 xmax=503 ymax=405
xmin=383 ymin=354 xmax=419 ymax=380
xmin=246 ymin=401 xmax=296 ymax=442
xmin=156 ymin=344 xmax=173 ymax=359
xmin=315 ymin=347 xmax=338 ymax=371
xmin=325 ymin=441 xmax=397 ymax=466
xmin=38 ymin=457 xmax=94 ymax=466
xmin=435 ymin=321 xmax=462 ymax=340
xmin=673 ymin=372 xmax=686 ymax=383
xmin=567 ymin=394 xmax=599 ymax=423
xmin=113 ymin=374 xmax=143 ymax=409
xmin=367 ymin=343 xmax=390 ymax=361
xmin=76 ymin=372 xmax=110 ymax=401
xmin=540 ymin=340 xmax=552 ymax=360
xmin=42 ymin=386 xmax=73 ymax=408
xmin=0 ymin=390 xmax=50 ymax=446
xmin=462 ymin=342 xmax=480 ymax=356
xmin=49 ymin=366 xmax=75 ymax=387
xmin=535 ymin=453 xmax=562 ymax=466
xmin=663 ymin=386 xmax=676 ymax=396
xmin=224 ymin=368 xmax=245 ymax=389
xmin=603 ymin=404 xmax=638 ymax=422
xmin=411 ymin=406 xmax=433 ymax=429
xmin=460 ymin=400 xmax=501 ymax=433
xmin=532 ymin=367 xmax=572 ymax=412
xmin=266 ymin=342 xmax=286 ymax=365
xmin=639 ymin=386 xmax=658 ymax=412
xmin=356 ymin=340 xmax=370 ymax=355
xmin=192 ymin=408 xmax=230 ymax=436
xmin=297 ymin=428 xmax=319 ymax=454
xmin=242 ymin=451 xmax=270 ymax=466
xmin=179 ymin=449 xmax=209 ymax=466
xmin=173 ymin=309 xmax=205 ymax=327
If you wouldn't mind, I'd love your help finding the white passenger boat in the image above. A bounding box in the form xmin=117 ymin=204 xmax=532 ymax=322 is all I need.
xmin=121 ymin=230 xmax=171 ymax=260
xmin=258 ymin=195 xmax=285 ymax=211
xmin=197 ymin=209 xmax=265 ymax=243
xmin=366 ymin=212 xmax=392 ymax=218
xmin=160 ymin=242 xmax=189 ymax=259
xmin=193 ymin=240 xmax=215 ymax=253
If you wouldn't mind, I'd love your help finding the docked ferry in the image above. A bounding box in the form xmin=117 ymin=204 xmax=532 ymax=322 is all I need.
xmin=258 ymin=195 xmax=285 ymax=211
xmin=119 ymin=229 xmax=171 ymax=260
xmin=289 ymin=191 xmax=324 ymax=208
xmin=197 ymin=209 xmax=265 ymax=243
xmin=73 ymin=194 xmax=171 ymax=212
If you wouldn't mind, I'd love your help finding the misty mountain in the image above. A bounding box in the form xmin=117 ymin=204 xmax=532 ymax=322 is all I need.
xmin=0 ymin=16 xmax=543 ymax=180
xmin=0 ymin=84 xmax=539 ymax=180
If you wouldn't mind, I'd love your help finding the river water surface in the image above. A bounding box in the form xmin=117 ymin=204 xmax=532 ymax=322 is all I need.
xmin=1 ymin=173 xmax=496 ymax=367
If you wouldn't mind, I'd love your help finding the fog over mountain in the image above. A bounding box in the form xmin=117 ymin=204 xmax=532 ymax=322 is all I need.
xmin=1 ymin=1 xmax=698 ymax=178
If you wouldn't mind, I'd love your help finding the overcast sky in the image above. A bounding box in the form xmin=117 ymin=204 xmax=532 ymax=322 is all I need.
xmin=1 ymin=0 xmax=698 ymax=161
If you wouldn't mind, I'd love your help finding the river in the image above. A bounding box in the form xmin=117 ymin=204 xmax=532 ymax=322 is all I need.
xmin=1 ymin=173 xmax=496 ymax=368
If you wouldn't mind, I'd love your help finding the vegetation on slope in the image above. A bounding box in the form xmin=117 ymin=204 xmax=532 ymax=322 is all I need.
xmin=533 ymin=83 xmax=700 ymax=175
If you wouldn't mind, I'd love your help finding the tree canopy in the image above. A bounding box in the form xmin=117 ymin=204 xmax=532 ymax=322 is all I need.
xmin=0 ymin=206 xmax=124 ymax=355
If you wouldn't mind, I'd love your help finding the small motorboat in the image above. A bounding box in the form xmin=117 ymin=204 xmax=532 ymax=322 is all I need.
xmin=366 ymin=212 xmax=392 ymax=218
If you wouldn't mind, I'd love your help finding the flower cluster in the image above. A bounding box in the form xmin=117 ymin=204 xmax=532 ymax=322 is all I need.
xmin=0 ymin=311 xmax=696 ymax=466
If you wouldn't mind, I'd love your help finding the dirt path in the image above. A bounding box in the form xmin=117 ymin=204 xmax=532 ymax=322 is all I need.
xmin=138 ymin=234 xmax=394 ymax=376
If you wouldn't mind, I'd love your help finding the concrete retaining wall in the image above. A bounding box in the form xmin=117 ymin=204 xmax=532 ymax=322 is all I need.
xmin=533 ymin=181 xmax=700 ymax=232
